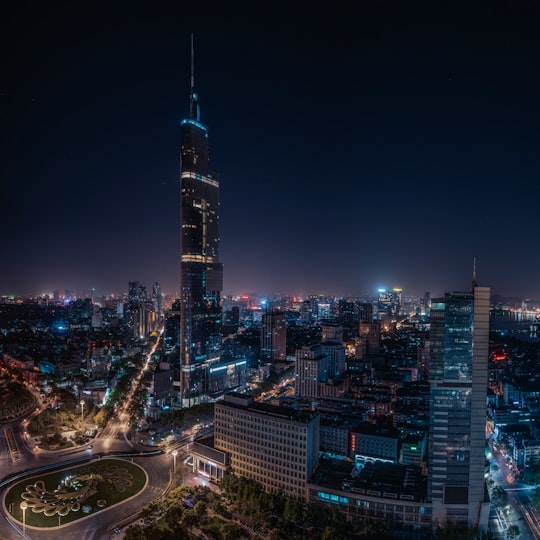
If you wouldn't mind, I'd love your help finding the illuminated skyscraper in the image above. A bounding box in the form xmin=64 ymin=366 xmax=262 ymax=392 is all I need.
xmin=151 ymin=282 xmax=163 ymax=319
xmin=377 ymin=287 xmax=402 ymax=320
xmin=260 ymin=308 xmax=286 ymax=370
xmin=179 ymin=36 xmax=223 ymax=406
xmin=295 ymin=344 xmax=327 ymax=399
xmin=321 ymin=321 xmax=345 ymax=379
xmin=427 ymin=282 xmax=490 ymax=529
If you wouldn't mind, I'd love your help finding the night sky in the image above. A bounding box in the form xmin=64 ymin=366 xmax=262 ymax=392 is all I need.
xmin=2 ymin=3 xmax=539 ymax=300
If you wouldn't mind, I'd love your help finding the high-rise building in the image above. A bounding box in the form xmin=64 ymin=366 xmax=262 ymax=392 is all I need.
xmin=337 ymin=299 xmax=357 ymax=334
xmin=260 ymin=309 xmax=287 ymax=370
xmin=358 ymin=320 xmax=381 ymax=356
xmin=151 ymin=282 xmax=163 ymax=320
xmin=377 ymin=287 xmax=402 ymax=320
xmin=87 ymin=343 xmax=111 ymax=379
xmin=164 ymin=299 xmax=181 ymax=351
xmin=128 ymin=281 xmax=146 ymax=302
xmin=420 ymin=291 xmax=431 ymax=316
xmin=295 ymin=344 xmax=328 ymax=399
xmin=321 ymin=321 xmax=345 ymax=379
xmin=427 ymin=284 xmax=490 ymax=529
xmin=179 ymin=37 xmax=224 ymax=406
xmin=357 ymin=302 xmax=373 ymax=323
xmin=124 ymin=281 xmax=147 ymax=337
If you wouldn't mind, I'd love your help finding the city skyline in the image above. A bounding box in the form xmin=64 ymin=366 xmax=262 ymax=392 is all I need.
xmin=2 ymin=4 xmax=539 ymax=300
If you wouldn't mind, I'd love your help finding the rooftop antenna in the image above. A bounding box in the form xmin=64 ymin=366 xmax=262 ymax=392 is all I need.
xmin=190 ymin=33 xmax=194 ymax=110
xmin=472 ymin=256 xmax=478 ymax=290
xmin=189 ymin=33 xmax=200 ymax=121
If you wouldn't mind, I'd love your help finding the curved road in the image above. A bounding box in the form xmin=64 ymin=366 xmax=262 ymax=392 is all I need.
xmin=0 ymin=419 xmax=174 ymax=540
xmin=0 ymin=330 xmax=176 ymax=540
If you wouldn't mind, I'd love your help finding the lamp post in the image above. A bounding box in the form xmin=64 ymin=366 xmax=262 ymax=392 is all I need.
xmin=80 ymin=400 xmax=85 ymax=428
xmin=20 ymin=501 xmax=27 ymax=536
xmin=172 ymin=449 xmax=177 ymax=481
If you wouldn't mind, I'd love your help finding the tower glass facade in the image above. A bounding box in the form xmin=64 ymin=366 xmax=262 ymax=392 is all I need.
xmin=427 ymin=286 xmax=490 ymax=529
xmin=179 ymin=82 xmax=223 ymax=405
xmin=260 ymin=309 xmax=287 ymax=367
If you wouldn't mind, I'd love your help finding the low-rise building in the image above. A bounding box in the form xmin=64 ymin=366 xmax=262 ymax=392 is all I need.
xmin=213 ymin=392 xmax=320 ymax=500
xmin=351 ymin=422 xmax=401 ymax=464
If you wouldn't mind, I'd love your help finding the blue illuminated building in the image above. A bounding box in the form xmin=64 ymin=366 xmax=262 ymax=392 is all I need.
xmin=178 ymin=37 xmax=245 ymax=406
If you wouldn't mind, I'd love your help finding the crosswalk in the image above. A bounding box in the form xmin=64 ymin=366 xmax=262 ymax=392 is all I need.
xmin=2 ymin=427 xmax=21 ymax=462
xmin=0 ymin=433 xmax=10 ymax=460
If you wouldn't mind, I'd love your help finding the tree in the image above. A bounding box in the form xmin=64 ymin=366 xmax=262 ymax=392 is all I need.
xmin=531 ymin=487 xmax=540 ymax=506
xmin=321 ymin=526 xmax=345 ymax=540
xmin=182 ymin=509 xmax=197 ymax=528
xmin=490 ymin=486 xmax=508 ymax=507
xmin=283 ymin=497 xmax=302 ymax=522
xmin=141 ymin=500 xmax=165 ymax=525
xmin=525 ymin=464 xmax=540 ymax=485
xmin=210 ymin=499 xmax=230 ymax=518
xmin=165 ymin=504 xmax=185 ymax=532
xmin=220 ymin=522 xmax=244 ymax=540
xmin=435 ymin=524 xmax=495 ymax=539
xmin=93 ymin=405 xmax=113 ymax=427
xmin=123 ymin=525 xmax=146 ymax=540
xmin=143 ymin=524 xmax=176 ymax=540
xmin=194 ymin=500 xmax=208 ymax=523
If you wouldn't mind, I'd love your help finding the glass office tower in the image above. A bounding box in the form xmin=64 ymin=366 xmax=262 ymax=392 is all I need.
xmin=427 ymin=285 xmax=490 ymax=529
xmin=179 ymin=47 xmax=223 ymax=406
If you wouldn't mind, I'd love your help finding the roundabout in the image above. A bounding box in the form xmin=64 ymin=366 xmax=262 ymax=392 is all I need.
xmin=4 ymin=458 xmax=147 ymax=529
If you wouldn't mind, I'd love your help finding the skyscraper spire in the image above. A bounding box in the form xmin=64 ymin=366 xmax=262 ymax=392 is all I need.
xmin=472 ymin=256 xmax=478 ymax=290
xmin=189 ymin=33 xmax=200 ymax=121
xmin=179 ymin=34 xmax=227 ymax=407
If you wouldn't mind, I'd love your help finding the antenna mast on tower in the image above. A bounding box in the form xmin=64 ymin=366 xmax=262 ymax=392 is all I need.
xmin=189 ymin=33 xmax=200 ymax=121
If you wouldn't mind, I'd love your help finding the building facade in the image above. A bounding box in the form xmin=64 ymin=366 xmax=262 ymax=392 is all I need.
xmin=179 ymin=40 xmax=224 ymax=406
xmin=350 ymin=422 xmax=401 ymax=464
xmin=358 ymin=321 xmax=381 ymax=356
xmin=321 ymin=321 xmax=346 ymax=379
xmin=295 ymin=344 xmax=328 ymax=399
xmin=214 ymin=393 xmax=320 ymax=500
xmin=260 ymin=309 xmax=287 ymax=370
xmin=427 ymin=285 xmax=490 ymax=529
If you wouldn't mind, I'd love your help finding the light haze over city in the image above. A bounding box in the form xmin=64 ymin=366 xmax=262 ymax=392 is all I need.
xmin=2 ymin=4 xmax=539 ymax=300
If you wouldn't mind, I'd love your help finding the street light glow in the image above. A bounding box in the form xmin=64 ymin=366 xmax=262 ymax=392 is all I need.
xmin=20 ymin=500 xmax=28 ymax=535
xmin=172 ymin=449 xmax=178 ymax=480
xmin=80 ymin=399 xmax=85 ymax=428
